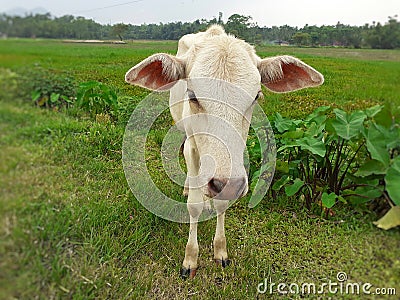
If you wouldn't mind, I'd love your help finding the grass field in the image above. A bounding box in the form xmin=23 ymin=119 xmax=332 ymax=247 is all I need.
xmin=0 ymin=39 xmax=400 ymax=299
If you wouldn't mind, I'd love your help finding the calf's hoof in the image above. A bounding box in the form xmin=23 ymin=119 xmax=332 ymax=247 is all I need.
xmin=180 ymin=266 xmax=197 ymax=279
xmin=214 ymin=258 xmax=231 ymax=268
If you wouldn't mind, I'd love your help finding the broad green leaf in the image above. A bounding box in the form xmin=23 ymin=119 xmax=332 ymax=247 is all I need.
xmin=366 ymin=124 xmax=390 ymax=167
xmin=365 ymin=139 xmax=388 ymax=166
xmin=386 ymin=127 xmax=400 ymax=150
xmin=373 ymin=206 xmax=400 ymax=230
xmin=297 ymin=136 xmax=326 ymax=157
xmin=325 ymin=118 xmax=337 ymax=136
xmin=321 ymin=192 xmax=337 ymax=208
xmin=305 ymin=105 xmax=331 ymax=123
xmin=331 ymin=109 xmax=366 ymax=140
xmin=345 ymin=175 xmax=379 ymax=186
xmin=374 ymin=123 xmax=394 ymax=140
xmin=365 ymin=105 xmax=383 ymax=118
xmin=374 ymin=104 xmax=393 ymax=128
xmin=355 ymin=186 xmax=383 ymax=199
xmin=285 ymin=178 xmax=304 ymax=196
xmin=272 ymin=175 xmax=290 ymax=191
xmin=354 ymin=159 xmax=387 ymax=177
xmin=348 ymin=186 xmax=383 ymax=205
xmin=371 ymin=123 xmax=400 ymax=150
xmin=277 ymin=143 xmax=298 ymax=153
xmin=274 ymin=112 xmax=296 ymax=133
xmin=332 ymin=108 xmax=345 ymax=119
xmin=385 ymin=156 xmax=400 ymax=206
xmin=305 ymin=121 xmax=325 ymax=137
xmin=281 ymin=129 xmax=304 ymax=139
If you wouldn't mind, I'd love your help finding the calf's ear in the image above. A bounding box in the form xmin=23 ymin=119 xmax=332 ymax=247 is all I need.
xmin=125 ymin=53 xmax=185 ymax=90
xmin=258 ymin=55 xmax=324 ymax=93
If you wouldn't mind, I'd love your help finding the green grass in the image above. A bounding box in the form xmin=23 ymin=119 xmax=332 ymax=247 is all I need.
xmin=0 ymin=39 xmax=400 ymax=299
xmin=1 ymin=39 xmax=399 ymax=112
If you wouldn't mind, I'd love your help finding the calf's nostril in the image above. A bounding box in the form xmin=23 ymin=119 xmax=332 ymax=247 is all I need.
xmin=208 ymin=178 xmax=226 ymax=196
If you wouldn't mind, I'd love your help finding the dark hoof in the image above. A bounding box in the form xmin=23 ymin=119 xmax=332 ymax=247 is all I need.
xmin=180 ymin=266 xmax=197 ymax=279
xmin=214 ymin=258 xmax=231 ymax=268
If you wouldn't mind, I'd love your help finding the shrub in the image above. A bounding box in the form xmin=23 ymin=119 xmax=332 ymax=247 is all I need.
xmin=17 ymin=66 xmax=77 ymax=109
xmin=250 ymin=103 xmax=400 ymax=227
xmin=76 ymin=81 xmax=118 ymax=118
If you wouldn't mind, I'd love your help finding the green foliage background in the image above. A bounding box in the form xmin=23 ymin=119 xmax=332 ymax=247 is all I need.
xmin=0 ymin=13 xmax=399 ymax=48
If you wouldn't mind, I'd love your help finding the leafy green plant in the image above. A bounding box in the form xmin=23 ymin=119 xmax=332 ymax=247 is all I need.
xmin=76 ymin=81 xmax=118 ymax=118
xmin=263 ymin=103 xmax=400 ymax=226
xmin=31 ymin=90 xmax=73 ymax=109
xmin=18 ymin=66 xmax=76 ymax=109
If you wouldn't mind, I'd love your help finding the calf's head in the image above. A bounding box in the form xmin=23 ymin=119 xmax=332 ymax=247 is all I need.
xmin=125 ymin=26 xmax=323 ymax=200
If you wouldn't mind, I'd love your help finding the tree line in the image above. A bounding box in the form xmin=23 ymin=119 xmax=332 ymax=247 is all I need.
xmin=1 ymin=12 xmax=399 ymax=49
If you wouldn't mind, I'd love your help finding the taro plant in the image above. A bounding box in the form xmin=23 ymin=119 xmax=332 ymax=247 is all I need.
xmin=261 ymin=103 xmax=400 ymax=228
xmin=76 ymin=81 xmax=118 ymax=118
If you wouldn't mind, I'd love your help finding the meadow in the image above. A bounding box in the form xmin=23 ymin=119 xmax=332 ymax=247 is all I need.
xmin=0 ymin=39 xmax=399 ymax=299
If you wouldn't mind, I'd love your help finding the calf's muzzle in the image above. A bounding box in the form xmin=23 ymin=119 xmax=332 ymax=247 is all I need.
xmin=207 ymin=177 xmax=247 ymax=200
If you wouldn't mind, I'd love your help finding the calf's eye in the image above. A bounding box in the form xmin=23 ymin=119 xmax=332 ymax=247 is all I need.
xmin=187 ymin=89 xmax=198 ymax=103
xmin=186 ymin=89 xmax=202 ymax=111
xmin=255 ymin=91 xmax=263 ymax=101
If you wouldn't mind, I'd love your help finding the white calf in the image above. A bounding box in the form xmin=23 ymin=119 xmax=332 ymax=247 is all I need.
xmin=125 ymin=25 xmax=323 ymax=278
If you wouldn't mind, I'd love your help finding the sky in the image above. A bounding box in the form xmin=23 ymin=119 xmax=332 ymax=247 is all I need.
xmin=1 ymin=0 xmax=399 ymax=27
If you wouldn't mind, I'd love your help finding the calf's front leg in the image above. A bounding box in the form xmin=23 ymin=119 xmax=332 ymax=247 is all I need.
xmin=180 ymin=139 xmax=203 ymax=279
xmin=181 ymin=189 xmax=203 ymax=278
xmin=213 ymin=199 xmax=230 ymax=267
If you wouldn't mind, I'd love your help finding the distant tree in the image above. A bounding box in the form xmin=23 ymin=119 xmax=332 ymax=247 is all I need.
xmin=292 ymin=32 xmax=311 ymax=46
xmin=225 ymin=14 xmax=255 ymax=41
xmin=218 ymin=12 xmax=223 ymax=24
xmin=1 ymin=12 xmax=399 ymax=49
xmin=302 ymin=25 xmax=320 ymax=46
xmin=112 ymin=23 xmax=129 ymax=41
xmin=365 ymin=16 xmax=400 ymax=49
